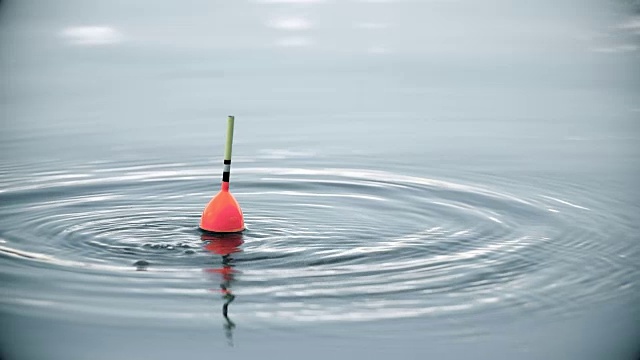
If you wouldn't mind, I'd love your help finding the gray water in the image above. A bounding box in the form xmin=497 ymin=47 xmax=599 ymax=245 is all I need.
xmin=1 ymin=0 xmax=640 ymax=359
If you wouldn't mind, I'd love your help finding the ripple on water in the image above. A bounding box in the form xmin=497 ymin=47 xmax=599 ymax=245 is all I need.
xmin=0 ymin=160 xmax=637 ymax=330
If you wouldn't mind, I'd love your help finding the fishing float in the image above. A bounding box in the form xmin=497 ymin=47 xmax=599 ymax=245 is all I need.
xmin=199 ymin=115 xmax=245 ymax=233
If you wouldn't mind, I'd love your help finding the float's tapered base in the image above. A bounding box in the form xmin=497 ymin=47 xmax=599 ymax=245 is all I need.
xmin=199 ymin=189 xmax=245 ymax=233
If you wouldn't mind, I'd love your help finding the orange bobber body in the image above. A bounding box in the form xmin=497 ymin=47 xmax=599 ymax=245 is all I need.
xmin=200 ymin=183 xmax=245 ymax=233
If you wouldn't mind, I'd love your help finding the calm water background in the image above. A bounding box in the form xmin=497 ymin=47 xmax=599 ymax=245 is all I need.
xmin=1 ymin=0 xmax=640 ymax=359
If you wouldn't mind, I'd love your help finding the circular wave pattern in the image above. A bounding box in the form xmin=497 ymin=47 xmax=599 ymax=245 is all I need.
xmin=0 ymin=159 xmax=637 ymax=329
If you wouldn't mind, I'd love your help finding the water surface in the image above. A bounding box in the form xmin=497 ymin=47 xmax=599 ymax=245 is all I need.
xmin=1 ymin=0 xmax=639 ymax=359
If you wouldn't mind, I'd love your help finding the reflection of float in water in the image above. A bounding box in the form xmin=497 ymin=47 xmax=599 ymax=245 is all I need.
xmin=202 ymin=233 xmax=244 ymax=346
